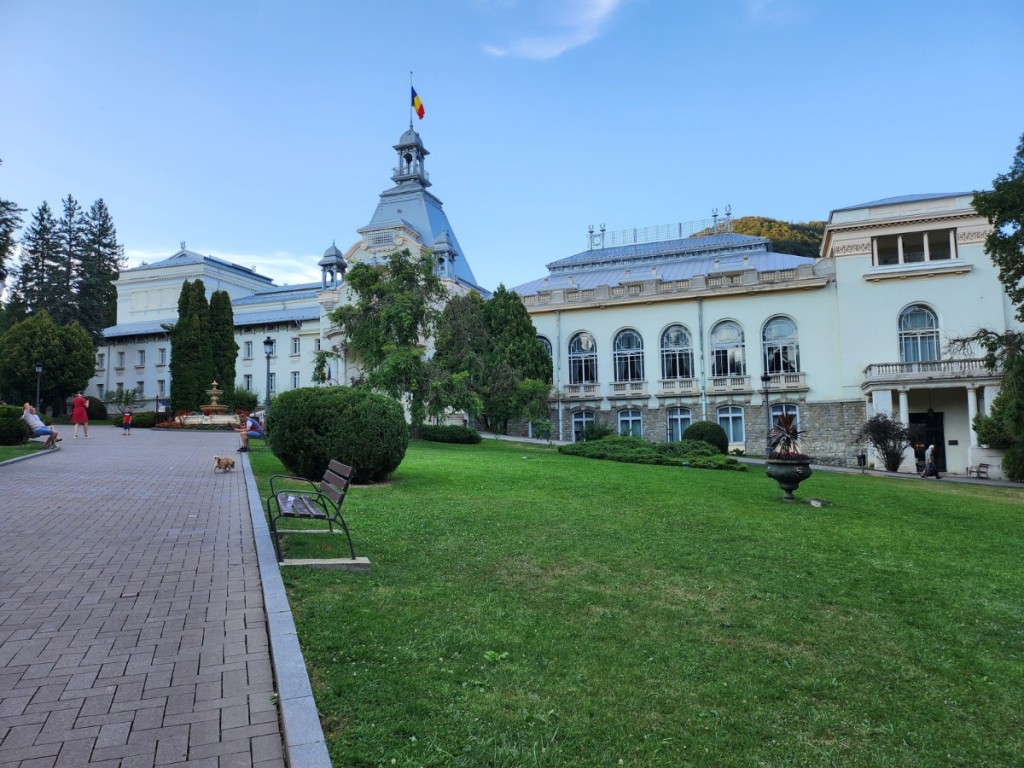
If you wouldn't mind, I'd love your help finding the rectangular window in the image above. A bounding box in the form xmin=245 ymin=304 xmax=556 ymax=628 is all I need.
xmin=268 ymin=372 xmax=276 ymax=393
xmin=157 ymin=380 xmax=166 ymax=396
xmin=117 ymin=352 xmax=125 ymax=368
xmin=291 ymin=371 xmax=300 ymax=389
xmin=116 ymin=382 xmax=124 ymax=394
xmin=618 ymin=410 xmax=643 ymax=437
xmin=137 ymin=350 xmax=146 ymax=366
xmin=874 ymin=229 xmax=956 ymax=266
xmin=291 ymin=337 xmax=301 ymax=355
xmin=97 ymin=353 xmax=105 ymax=369
xmin=902 ymin=232 xmax=925 ymax=263
xmin=97 ymin=384 xmax=104 ymax=398
xmin=243 ymin=374 xmax=252 ymax=391
xmin=717 ymin=406 xmax=745 ymax=443
xmin=136 ymin=381 xmax=145 ymax=396
xmin=159 ymin=348 xmax=167 ymax=365
xmin=315 ymin=338 xmax=322 ymax=352
xmin=244 ymin=341 xmax=253 ymax=358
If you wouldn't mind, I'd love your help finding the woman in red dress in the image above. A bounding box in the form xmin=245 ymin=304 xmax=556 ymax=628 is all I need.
xmin=70 ymin=391 xmax=89 ymax=438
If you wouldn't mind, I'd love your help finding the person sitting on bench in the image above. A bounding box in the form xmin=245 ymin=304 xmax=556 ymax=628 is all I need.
xmin=237 ymin=413 xmax=264 ymax=452
xmin=22 ymin=403 xmax=61 ymax=448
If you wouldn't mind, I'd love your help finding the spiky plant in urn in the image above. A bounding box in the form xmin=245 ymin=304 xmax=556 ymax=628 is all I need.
xmin=764 ymin=412 xmax=812 ymax=500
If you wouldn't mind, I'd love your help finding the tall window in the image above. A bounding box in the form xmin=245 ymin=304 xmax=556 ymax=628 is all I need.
xmin=661 ymin=325 xmax=693 ymax=379
xmin=291 ymin=371 xmax=300 ymax=389
xmin=717 ymin=405 xmax=745 ymax=443
xmin=899 ymin=305 xmax=940 ymax=362
xmin=158 ymin=347 xmax=167 ymax=365
xmin=667 ymin=407 xmax=692 ymax=441
xmin=291 ymin=337 xmax=301 ymax=355
xmin=97 ymin=353 xmax=105 ymax=369
xmin=613 ymin=329 xmax=644 ymax=382
xmin=568 ymin=332 xmax=598 ymax=385
xmin=135 ymin=381 xmax=145 ymax=396
xmin=137 ymin=350 xmax=145 ymax=366
xmin=244 ymin=341 xmax=253 ymax=358
xmin=710 ymin=321 xmax=745 ymax=377
xmin=97 ymin=384 xmax=104 ymax=398
xmin=618 ymin=409 xmax=643 ymax=437
xmin=572 ymin=410 xmax=595 ymax=442
xmin=157 ymin=380 xmax=166 ymax=397
xmin=243 ymin=374 xmax=252 ymax=391
xmin=538 ymin=336 xmax=552 ymax=357
xmin=117 ymin=351 xmax=125 ymax=368
xmin=763 ymin=317 xmax=800 ymax=375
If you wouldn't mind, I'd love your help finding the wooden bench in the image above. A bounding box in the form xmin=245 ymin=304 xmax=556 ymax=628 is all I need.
xmin=266 ymin=460 xmax=356 ymax=563
xmin=966 ymin=463 xmax=990 ymax=479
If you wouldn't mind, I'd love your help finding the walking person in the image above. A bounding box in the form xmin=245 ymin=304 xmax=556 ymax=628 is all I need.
xmin=920 ymin=443 xmax=941 ymax=479
xmin=71 ymin=391 xmax=89 ymax=438
xmin=122 ymin=407 xmax=132 ymax=436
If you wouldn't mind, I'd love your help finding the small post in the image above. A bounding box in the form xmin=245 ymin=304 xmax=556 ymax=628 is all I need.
xmin=35 ymin=361 xmax=43 ymax=412
xmin=761 ymin=371 xmax=771 ymax=458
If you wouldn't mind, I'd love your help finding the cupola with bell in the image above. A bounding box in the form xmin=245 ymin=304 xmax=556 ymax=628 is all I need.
xmin=391 ymin=126 xmax=431 ymax=188
xmin=318 ymin=241 xmax=348 ymax=289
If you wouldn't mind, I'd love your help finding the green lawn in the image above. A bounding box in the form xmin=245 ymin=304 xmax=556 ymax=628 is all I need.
xmin=0 ymin=441 xmax=50 ymax=462
xmin=249 ymin=440 xmax=1024 ymax=767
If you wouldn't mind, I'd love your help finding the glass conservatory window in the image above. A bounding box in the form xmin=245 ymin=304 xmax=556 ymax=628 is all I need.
xmin=711 ymin=321 xmax=745 ymax=377
xmin=613 ymin=329 xmax=644 ymax=382
xmin=763 ymin=316 xmax=800 ymax=375
xmin=899 ymin=305 xmax=940 ymax=362
xmin=661 ymin=324 xmax=693 ymax=379
xmin=568 ymin=332 xmax=598 ymax=384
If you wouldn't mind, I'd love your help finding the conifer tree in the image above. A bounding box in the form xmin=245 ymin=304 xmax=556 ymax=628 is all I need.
xmin=11 ymin=202 xmax=60 ymax=315
xmin=209 ymin=290 xmax=238 ymax=401
xmin=78 ymin=199 xmax=124 ymax=341
xmin=51 ymin=194 xmax=85 ymax=325
xmin=0 ymin=160 xmax=24 ymax=285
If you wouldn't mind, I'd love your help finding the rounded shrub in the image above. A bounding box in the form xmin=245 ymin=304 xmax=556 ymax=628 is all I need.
xmin=682 ymin=421 xmax=729 ymax=454
xmin=0 ymin=405 xmax=24 ymax=419
xmin=0 ymin=415 xmax=29 ymax=445
xmin=132 ymin=411 xmax=157 ymax=429
xmin=1001 ymin=443 xmax=1024 ymax=483
xmin=230 ymin=388 xmax=259 ymax=414
xmin=266 ymin=387 xmax=409 ymax=483
xmin=85 ymin=396 xmax=107 ymax=420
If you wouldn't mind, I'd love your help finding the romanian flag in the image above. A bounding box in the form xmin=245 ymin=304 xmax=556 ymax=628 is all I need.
xmin=411 ymin=87 xmax=425 ymax=119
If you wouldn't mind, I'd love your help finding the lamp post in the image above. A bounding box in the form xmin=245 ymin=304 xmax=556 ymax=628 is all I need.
xmin=761 ymin=371 xmax=771 ymax=458
xmin=263 ymin=336 xmax=274 ymax=415
xmin=35 ymin=361 xmax=43 ymax=412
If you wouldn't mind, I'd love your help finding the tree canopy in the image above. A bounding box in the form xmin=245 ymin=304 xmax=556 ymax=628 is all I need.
xmin=692 ymin=216 xmax=826 ymax=259
xmin=168 ymin=279 xmax=216 ymax=412
xmin=0 ymin=310 xmax=94 ymax=411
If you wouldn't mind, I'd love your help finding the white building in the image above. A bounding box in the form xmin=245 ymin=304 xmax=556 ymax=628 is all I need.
xmin=87 ymin=124 xmax=1015 ymax=476
xmin=513 ymin=194 xmax=1015 ymax=476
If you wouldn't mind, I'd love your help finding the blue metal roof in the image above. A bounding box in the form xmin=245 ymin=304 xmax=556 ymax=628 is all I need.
xmin=831 ymin=192 xmax=973 ymax=213
xmin=547 ymin=233 xmax=770 ymax=271
xmin=101 ymin=321 xmax=171 ymax=339
xmin=232 ymin=282 xmax=321 ymax=305
xmin=121 ymin=249 xmax=275 ymax=284
xmin=234 ymin=307 xmax=320 ymax=326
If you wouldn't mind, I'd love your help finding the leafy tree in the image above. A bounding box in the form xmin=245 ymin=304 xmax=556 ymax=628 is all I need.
xmin=0 ymin=310 xmax=94 ymax=412
xmin=973 ymin=133 xmax=1024 ymax=322
xmin=102 ymin=385 xmax=145 ymax=415
xmin=330 ymin=249 xmax=447 ymax=429
xmin=855 ymin=413 xmax=920 ymax=472
xmin=78 ymin=199 xmax=124 ymax=341
xmin=209 ymin=290 xmax=238 ymax=400
xmin=0 ymin=160 xmax=24 ymax=285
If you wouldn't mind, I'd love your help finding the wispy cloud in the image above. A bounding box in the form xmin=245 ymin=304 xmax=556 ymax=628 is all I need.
xmin=746 ymin=0 xmax=803 ymax=25
xmin=484 ymin=0 xmax=623 ymax=60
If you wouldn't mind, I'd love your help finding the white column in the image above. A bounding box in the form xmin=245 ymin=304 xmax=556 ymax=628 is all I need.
xmin=897 ymin=234 xmax=905 ymax=264
xmin=967 ymin=387 xmax=979 ymax=446
xmin=950 ymin=229 xmax=957 ymax=259
xmin=898 ymin=390 xmax=910 ymax=424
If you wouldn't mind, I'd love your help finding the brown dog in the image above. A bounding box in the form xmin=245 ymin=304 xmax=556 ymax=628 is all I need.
xmin=213 ymin=455 xmax=236 ymax=473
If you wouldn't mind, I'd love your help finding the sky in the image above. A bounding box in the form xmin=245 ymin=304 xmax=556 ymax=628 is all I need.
xmin=2 ymin=0 xmax=1023 ymax=293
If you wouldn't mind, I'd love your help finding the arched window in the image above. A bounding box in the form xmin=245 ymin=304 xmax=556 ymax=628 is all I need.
xmin=717 ymin=405 xmax=745 ymax=443
xmin=572 ymin=410 xmax=595 ymax=442
xmin=537 ymin=336 xmax=552 ymax=357
xmin=568 ymin=332 xmax=598 ymax=384
xmin=770 ymin=403 xmax=799 ymax=432
xmin=763 ymin=316 xmax=800 ymax=375
xmin=899 ymin=305 xmax=940 ymax=362
xmin=667 ymin=407 xmax=692 ymax=441
xmin=661 ymin=325 xmax=693 ymax=379
xmin=613 ymin=329 xmax=644 ymax=382
xmin=711 ymin=321 xmax=745 ymax=378
xmin=618 ymin=409 xmax=643 ymax=437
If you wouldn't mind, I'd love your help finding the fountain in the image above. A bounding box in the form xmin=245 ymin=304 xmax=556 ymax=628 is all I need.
xmin=182 ymin=381 xmax=242 ymax=428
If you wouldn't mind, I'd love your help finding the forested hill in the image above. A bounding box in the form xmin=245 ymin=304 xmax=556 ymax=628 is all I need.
xmin=693 ymin=217 xmax=826 ymax=259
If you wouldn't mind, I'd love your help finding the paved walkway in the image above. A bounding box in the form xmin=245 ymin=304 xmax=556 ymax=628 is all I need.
xmin=0 ymin=427 xmax=328 ymax=767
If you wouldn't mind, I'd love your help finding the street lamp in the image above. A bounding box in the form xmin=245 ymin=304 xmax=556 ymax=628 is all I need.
xmin=761 ymin=371 xmax=771 ymax=458
xmin=263 ymin=336 xmax=274 ymax=415
xmin=35 ymin=361 xmax=43 ymax=411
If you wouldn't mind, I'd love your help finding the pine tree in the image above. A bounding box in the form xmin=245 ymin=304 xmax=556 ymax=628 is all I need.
xmin=78 ymin=199 xmax=124 ymax=342
xmin=12 ymin=202 xmax=59 ymax=315
xmin=0 ymin=161 xmax=25 ymax=285
xmin=51 ymin=195 xmax=85 ymax=325
xmin=209 ymin=290 xmax=238 ymax=401
xmin=168 ymin=280 xmax=194 ymax=413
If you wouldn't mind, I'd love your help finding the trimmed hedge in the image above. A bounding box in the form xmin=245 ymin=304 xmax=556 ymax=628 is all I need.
xmin=85 ymin=396 xmax=107 ymax=420
xmin=421 ymin=424 xmax=482 ymax=444
xmin=266 ymin=387 xmax=409 ymax=483
xmin=0 ymin=415 xmax=29 ymax=445
xmin=682 ymin=421 xmax=729 ymax=454
xmin=559 ymin=435 xmax=746 ymax=471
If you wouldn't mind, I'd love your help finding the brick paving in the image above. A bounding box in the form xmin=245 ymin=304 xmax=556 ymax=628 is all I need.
xmin=0 ymin=427 xmax=288 ymax=767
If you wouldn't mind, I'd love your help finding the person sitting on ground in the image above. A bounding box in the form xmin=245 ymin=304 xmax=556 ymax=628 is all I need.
xmin=237 ymin=413 xmax=264 ymax=452
xmin=22 ymin=404 xmax=61 ymax=448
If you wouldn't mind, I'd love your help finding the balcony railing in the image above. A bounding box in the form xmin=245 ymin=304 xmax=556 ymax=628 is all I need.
xmin=863 ymin=358 xmax=994 ymax=384
xmin=562 ymin=383 xmax=602 ymax=399
xmin=762 ymin=372 xmax=807 ymax=391
xmin=708 ymin=375 xmax=750 ymax=392
xmin=658 ymin=378 xmax=699 ymax=396
xmin=608 ymin=381 xmax=649 ymax=398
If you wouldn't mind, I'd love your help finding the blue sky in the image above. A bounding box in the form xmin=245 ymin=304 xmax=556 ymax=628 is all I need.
xmin=2 ymin=0 xmax=1023 ymax=293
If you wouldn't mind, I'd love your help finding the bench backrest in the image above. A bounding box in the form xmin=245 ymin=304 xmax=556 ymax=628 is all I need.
xmin=319 ymin=460 xmax=353 ymax=506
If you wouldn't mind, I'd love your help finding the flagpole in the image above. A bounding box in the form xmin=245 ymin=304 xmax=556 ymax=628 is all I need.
xmin=409 ymin=70 xmax=414 ymax=128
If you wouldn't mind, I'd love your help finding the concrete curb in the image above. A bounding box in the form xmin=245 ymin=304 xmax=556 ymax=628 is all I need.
xmin=0 ymin=445 xmax=59 ymax=467
xmin=241 ymin=453 xmax=333 ymax=768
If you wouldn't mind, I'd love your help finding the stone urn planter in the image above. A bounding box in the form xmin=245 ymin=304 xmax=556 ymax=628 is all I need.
xmin=765 ymin=458 xmax=813 ymax=501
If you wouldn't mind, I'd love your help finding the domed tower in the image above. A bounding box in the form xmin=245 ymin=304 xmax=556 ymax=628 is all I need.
xmin=318 ymin=242 xmax=347 ymax=289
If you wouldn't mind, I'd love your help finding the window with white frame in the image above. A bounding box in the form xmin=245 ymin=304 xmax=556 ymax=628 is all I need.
xmin=315 ymin=338 xmax=321 ymax=352
xmin=291 ymin=337 xmax=301 ymax=355
xmin=268 ymin=372 xmax=276 ymax=393
xmin=661 ymin=325 xmax=693 ymax=379
xmin=96 ymin=353 xmax=105 ymax=369
xmin=618 ymin=409 xmax=643 ymax=437
xmin=667 ymin=407 xmax=692 ymax=441
xmin=157 ymin=380 xmax=166 ymax=396
xmin=244 ymin=341 xmax=253 ymax=358
xmin=613 ymin=329 xmax=644 ymax=382
xmin=116 ymin=351 xmax=125 ymax=368
xmin=717 ymin=405 xmax=745 ymax=443
xmin=97 ymin=384 xmax=104 ymax=398
xmin=568 ymin=332 xmax=598 ymax=385
xmin=710 ymin=321 xmax=745 ymax=377
xmin=137 ymin=350 xmax=145 ymax=366
xmin=243 ymin=374 xmax=252 ymax=391
xmin=159 ymin=347 xmax=167 ymax=365
xmin=874 ymin=229 xmax=955 ymax=266
xmin=136 ymin=381 xmax=144 ymax=396
xmin=769 ymin=403 xmax=799 ymax=434
xmin=291 ymin=371 xmax=300 ymax=389
xmin=572 ymin=410 xmax=595 ymax=442
xmin=763 ymin=316 xmax=800 ymax=375
xmin=899 ymin=305 xmax=940 ymax=362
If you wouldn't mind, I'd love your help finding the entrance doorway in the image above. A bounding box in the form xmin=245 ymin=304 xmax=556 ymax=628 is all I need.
xmin=910 ymin=411 xmax=945 ymax=472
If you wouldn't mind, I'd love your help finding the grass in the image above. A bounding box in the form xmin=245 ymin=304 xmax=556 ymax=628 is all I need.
xmin=0 ymin=441 xmax=50 ymax=462
xmin=248 ymin=439 xmax=1024 ymax=767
